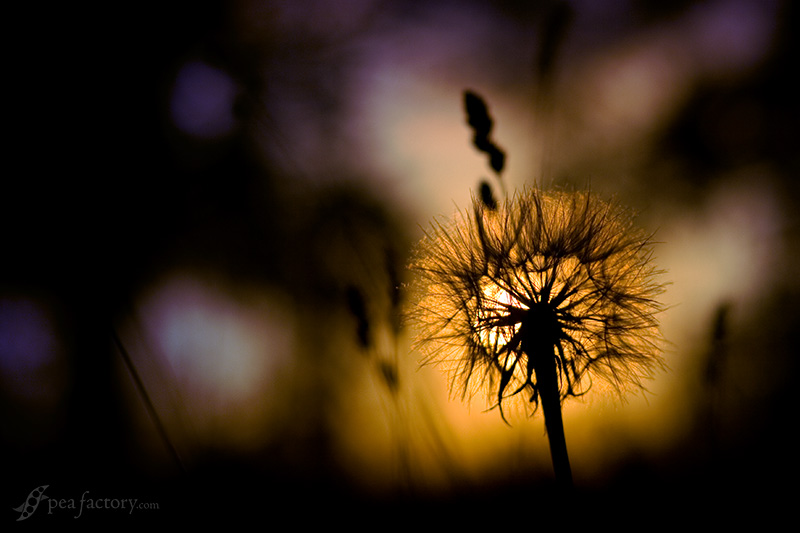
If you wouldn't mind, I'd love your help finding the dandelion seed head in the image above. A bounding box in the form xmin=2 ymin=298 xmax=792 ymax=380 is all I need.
xmin=407 ymin=186 xmax=667 ymax=419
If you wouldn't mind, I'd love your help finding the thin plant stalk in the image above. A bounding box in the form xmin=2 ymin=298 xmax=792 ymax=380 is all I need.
xmin=522 ymin=304 xmax=573 ymax=488
xmin=531 ymin=344 xmax=573 ymax=488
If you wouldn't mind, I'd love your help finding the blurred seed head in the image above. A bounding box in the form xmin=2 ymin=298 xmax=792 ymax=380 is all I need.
xmin=406 ymin=187 xmax=667 ymax=419
xmin=464 ymin=90 xmax=506 ymax=176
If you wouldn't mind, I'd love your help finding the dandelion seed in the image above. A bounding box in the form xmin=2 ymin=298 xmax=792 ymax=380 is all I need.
xmin=406 ymin=186 xmax=667 ymax=486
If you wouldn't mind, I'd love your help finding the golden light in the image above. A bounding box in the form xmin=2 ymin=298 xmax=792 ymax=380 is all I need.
xmin=475 ymin=279 xmax=520 ymax=352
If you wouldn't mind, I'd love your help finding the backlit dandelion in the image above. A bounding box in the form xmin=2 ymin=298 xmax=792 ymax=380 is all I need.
xmin=407 ymin=186 xmax=667 ymax=486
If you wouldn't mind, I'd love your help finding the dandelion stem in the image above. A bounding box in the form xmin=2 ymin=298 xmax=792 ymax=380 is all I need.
xmin=534 ymin=346 xmax=573 ymax=489
xmin=522 ymin=306 xmax=573 ymax=488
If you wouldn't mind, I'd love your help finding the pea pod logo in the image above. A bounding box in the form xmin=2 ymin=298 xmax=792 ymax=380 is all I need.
xmin=13 ymin=485 xmax=49 ymax=521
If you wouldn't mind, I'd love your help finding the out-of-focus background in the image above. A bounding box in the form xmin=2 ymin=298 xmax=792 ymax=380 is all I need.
xmin=3 ymin=0 xmax=797 ymax=526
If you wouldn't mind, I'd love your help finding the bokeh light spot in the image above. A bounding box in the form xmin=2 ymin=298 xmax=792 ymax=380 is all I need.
xmin=170 ymin=61 xmax=238 ymax=139
xmin=133 ymin=273 xmax=296 ymax=449
xmin=0 ymin=296 xmax=64 ymax=403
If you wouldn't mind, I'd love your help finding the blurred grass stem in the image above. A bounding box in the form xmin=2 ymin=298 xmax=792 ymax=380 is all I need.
xmin=111 ymin=328 xmax=185 ymax=474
